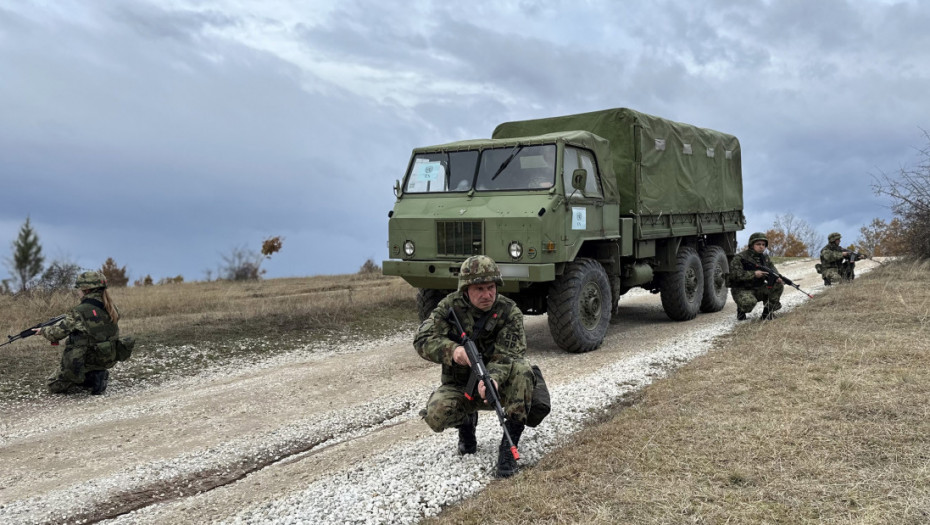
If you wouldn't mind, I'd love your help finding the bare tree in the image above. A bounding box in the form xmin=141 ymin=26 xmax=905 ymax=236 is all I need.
xmin=358 ymin=258 xmax=381 ymax=275
xmin=219 ymin=245 xmax=266 ymax=281
xmin=872 ymin=129 xmax=930 ymax=259
xmin=769 ymin=214 xmax=819 ymax=257
xmin=35 ymin=260 xmax=81 ymax=294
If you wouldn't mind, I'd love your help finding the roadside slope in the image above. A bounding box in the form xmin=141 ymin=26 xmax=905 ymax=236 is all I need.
xmin=427 ymin=259 xmax=929 ymax=524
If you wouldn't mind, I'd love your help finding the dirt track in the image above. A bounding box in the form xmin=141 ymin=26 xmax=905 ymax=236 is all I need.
xmin=0 ymin=258 xmax=864 ymax=524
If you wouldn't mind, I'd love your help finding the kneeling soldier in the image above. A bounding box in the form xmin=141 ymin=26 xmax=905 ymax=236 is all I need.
xmin=414 ymin=255 xmax=542 ymax=478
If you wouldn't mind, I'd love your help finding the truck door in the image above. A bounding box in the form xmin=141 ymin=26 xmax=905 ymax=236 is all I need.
xmin=562 ymin=145 xmax=604 ymax=246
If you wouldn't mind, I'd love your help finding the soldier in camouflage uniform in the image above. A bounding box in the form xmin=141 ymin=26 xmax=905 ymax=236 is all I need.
xmin=819 ymin=232 xmax=854 ymax=285
xmin=414 ymin=255 xmax=538 ymax=478
xmin=35 ymin=271 xmax=126 ymax=395
xmin=729 ymin=232 xmax=784 ymax=321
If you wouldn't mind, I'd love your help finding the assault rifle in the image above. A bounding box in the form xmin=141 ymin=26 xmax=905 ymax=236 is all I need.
xmin=740 ymin=260 xmax=814 ymax=298
xmin=448 ymin=307 xmax=520 ymax=462
xmin=846 ymin=249 xmax=868 ymax=262
xmin=845 ymin=249 xmax=884 ymax=265
xmin=1 ymin=315 xmax=66 ymax=348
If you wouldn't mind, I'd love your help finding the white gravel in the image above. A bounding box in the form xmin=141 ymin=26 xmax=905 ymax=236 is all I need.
xmin=0 ymin=259 xmax=874 ymax=525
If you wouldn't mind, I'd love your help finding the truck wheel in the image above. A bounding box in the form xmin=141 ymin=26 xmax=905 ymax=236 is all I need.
xmin=416 ymin=289 xmax=449 ymax=321
xmin=699 ymin=246 xmax=729 ymax=313
xmin=547 ymin=259 xmax=611 ymax=353
xmin=660 ymin=247 xmax=704 ymax=321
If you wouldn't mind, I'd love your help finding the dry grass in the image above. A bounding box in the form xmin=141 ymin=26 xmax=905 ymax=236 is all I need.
xmin=426 ymin=260 xmax=930 ymax=524
xmin=0 ymin=274 xmax=418 ymax=399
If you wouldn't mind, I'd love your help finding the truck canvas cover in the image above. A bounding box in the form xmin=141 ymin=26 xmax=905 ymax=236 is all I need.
xmin=492 ymin=108 xmax=742 ymax=215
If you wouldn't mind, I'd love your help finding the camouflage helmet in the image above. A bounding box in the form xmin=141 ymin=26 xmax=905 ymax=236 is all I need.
xmin=75 ymin=271 xmax=107 ymax=290
xmin=828 ymin=232 xmax=842 ymax=243
xmin=748 ymin=232 xmax=768 ymax=247
xmin=458 ymin=255 xmax=503 ymax=292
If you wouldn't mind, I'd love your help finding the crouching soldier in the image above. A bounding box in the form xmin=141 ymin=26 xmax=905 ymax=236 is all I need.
xmin=729 ymin=232 xmax=784 ymax=321
xmin=414 ymin=255 xmax=549 ymax=478
xmin=819 ymin=232 xmax=855 ymax=285
xmin=35 ymin=271 xmax=134 ymax=395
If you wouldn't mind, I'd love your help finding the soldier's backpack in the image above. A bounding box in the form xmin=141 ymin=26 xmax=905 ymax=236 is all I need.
xmin=115 ymin=336 xmax=135 ymax=361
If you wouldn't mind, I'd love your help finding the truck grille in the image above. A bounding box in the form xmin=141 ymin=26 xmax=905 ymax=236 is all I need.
xmin=436 ymin=221 xmax=483 ymax=256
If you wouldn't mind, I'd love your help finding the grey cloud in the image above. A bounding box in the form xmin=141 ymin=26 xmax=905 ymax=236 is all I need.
xmin=2 ymin=0 xmax=929 ymax=281
xmin=107 ymin=3 xmax=239 ymax=43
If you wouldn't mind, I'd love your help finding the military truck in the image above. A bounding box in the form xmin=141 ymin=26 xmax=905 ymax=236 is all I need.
xmin=383 ymin=108 xmax=744 ymax=353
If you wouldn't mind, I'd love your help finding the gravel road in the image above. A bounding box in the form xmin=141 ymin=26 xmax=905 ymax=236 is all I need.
xmin=0 ymin=258 xmax=877 ymax=524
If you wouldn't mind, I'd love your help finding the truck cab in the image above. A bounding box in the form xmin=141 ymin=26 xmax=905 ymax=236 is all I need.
xmin=384 ymin=130 xmax=622 ymax=297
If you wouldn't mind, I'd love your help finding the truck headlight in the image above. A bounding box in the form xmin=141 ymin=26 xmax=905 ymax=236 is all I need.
xmin=403 ymin=240 xmax=415 ymax=257
xmin=508 ymin=241 xmax=523 ymax=259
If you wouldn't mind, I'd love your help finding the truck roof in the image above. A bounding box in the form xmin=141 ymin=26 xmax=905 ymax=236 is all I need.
xmin=492 ymin=108 xmax=743 ymax=215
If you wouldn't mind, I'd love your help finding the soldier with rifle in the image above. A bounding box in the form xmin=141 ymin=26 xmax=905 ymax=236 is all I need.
xmin=729 ymin=232 xmax=785 ymax=321
xmin=25 ymin=271 xmax=134 ymax=395
xmin=818 ymin=232 xmax=857 ymax=285
xmin=414 ymin=255 xmax=548 ymax=478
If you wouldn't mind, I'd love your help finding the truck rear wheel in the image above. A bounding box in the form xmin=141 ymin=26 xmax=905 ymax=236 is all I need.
xmin=416 ymin=289 xmax=449 ymax=321
xmin=660 ymin=247 xmax=704 ymax=321
xmin=547 ymin=258 xmax=611 ymax=353
xmin=700 ymin=246 xmax=729 ymax=312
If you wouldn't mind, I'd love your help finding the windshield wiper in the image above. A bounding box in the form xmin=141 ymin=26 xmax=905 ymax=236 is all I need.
xmin=490 ymin=145 xmax=523 ymax=181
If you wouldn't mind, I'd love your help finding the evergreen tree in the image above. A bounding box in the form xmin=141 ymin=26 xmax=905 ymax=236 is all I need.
xmin=100 ymin=257 xmax=130 ymax=287
xmin=5 ymin=216 xmax=44 ymax=292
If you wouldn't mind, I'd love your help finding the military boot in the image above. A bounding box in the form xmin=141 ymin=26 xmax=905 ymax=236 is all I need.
xmin=457 ymin=412 xmax=478 ymax=455
xmin=89 ymin=370 xmax=109 ymax=396
xmin=496 ymin=420 xmax=525 ymax=478
xmin=761 ymin=307 xmax=775 ymax=321
xmin=823 ymin=278 xmax=831 ymax=286
xmin=736 ymin=309 xmax=746 ymax=321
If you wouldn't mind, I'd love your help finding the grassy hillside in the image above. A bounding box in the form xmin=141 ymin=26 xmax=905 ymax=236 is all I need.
xmin=0 ymin=274 xmax=418 ymax=399
xmin=427 ymin=260 xmax=930 ymax=524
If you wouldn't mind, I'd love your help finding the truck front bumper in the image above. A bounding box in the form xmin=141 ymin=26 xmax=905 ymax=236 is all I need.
xmin=382 ymin=260 xmax=556 ymax=292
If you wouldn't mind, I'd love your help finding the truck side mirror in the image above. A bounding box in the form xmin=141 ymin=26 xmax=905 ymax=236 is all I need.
xmin=571 ymin=168 xmax=587 ymax=193
xmin=393 ymin=179 xmax=403 ymax=198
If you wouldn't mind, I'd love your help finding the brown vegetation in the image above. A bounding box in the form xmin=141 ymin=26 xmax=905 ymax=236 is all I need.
xmin=765 ymin=213 xmax=819 ymax=257
xmin=427 ymin=260 xmax=930 ymax=524
xmin=855 ymin=217 xmax=909 ymax=256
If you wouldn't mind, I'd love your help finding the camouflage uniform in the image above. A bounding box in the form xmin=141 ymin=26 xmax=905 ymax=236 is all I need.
xmin=42 ymin=272 xmax=121 ymax=394
xmin=820 ymin=233 xmax=853 ymax=284
xmin=414 ymin=291 xmax=535 ymax=431
xmin=729 ymin=233 xmax=784 ymax=318
xmin=414 ymin=255 xmax=539 ymax=478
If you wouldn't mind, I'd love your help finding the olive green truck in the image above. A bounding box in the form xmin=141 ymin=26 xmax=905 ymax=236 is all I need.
xmin=383 ymin=108 xmax=745 ymax=352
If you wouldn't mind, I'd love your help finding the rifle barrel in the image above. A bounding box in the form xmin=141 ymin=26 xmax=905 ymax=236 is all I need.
xmin=448 ymin=307 xmax=520 ymax=460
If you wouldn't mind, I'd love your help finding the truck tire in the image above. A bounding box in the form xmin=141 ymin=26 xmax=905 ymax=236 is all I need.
xmin=416 ymin=289 xmax=449 ymax=321
xmin=699 ymin=246 xmax=729 ymax=313
xmin=547 ymin=259 xmax=611 ymax=353
xmin=660 ymin=247 xmax=704 ymax=321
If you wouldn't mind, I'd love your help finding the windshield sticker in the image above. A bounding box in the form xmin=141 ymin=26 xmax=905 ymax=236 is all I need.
xmin=572 ymin=207 xmax=586 ymax=230
xmin=413 ymin=161 xmax=443 ymax=181
xmin=408 ymin=159 xmax=446 ymax=192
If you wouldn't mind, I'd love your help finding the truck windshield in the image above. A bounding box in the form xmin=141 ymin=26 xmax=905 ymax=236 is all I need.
xmin=403 ymin=144 xmax=556 ymax=193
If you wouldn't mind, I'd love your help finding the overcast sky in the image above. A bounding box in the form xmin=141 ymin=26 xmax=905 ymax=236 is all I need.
xmin=1 ymin=0 xmax=928 ymax=282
